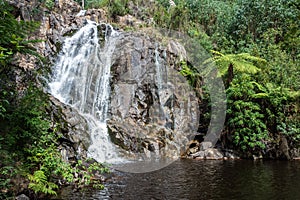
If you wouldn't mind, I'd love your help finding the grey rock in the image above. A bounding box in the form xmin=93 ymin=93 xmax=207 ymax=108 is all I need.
xmin=204 ymin=148 xmax=224 ymax=160
xmin=107 ymin=32 xmax=199 ymax=159
xmin=15 ymin=194 xmax=29 ymax=200
xmin=200 ymin=142 xmax=213 ymax=151
xmin=279 ymin=136 xmax=291 ymax=160
xmin=49 ymin=95 xmax=90 ymax=161
xmin=224 ymin=150 xmax=240 ymax=159
xmin=191 ymin=151 xmax=205 ymax=159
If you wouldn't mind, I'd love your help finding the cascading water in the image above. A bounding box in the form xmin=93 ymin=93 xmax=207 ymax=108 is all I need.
xmin=49 ymin=21 xmax=122 ymax=163
xmin=154 ymin=44 xmax=167 ymax=123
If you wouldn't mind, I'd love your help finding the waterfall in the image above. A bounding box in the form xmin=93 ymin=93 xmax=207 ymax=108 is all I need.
xmin=49 ymin=21 xmax=122 ymax=163
xmin=155 ymin=44 xmax=163 ymax=92
xmin=154 ymin=44 xmax=167 ymax=123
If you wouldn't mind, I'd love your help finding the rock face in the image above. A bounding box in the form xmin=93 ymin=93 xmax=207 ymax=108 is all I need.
xmin=49 ymin=96 xmax=90 ymax=162
xmin=107 ymin=32 xmax=199 ymax=159
xmin=11 ymin=0 xmax=199 ymax=160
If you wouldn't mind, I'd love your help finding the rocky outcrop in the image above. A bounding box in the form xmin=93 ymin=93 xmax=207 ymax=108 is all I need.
xmin=49 ymin=96 xmax=90 ymax=162
xmin=183 ymin=140 xmax=240 ymax=160
xmin=107 ymin=32 xmax=199 ymax=160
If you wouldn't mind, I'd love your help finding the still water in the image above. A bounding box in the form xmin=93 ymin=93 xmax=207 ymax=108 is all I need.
xmin=56 ymin=159 xmax=300 ymax=200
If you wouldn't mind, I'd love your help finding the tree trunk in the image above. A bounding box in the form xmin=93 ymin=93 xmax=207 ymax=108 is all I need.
xmin=227 ymin=63 xmax=234 ymax=86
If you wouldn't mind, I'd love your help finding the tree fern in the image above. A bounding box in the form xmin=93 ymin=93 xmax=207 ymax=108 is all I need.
xmin=205 ymin=50 xmax=266 ymax=85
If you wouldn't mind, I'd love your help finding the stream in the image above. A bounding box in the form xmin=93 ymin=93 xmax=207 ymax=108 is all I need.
xmin=55 ymin=159 xmax=300 ymax=200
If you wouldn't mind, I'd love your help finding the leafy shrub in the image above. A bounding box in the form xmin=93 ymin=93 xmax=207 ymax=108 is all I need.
xmin=28 ymin=170 xmax=58 ymax=195
xmin=227 ymin=75 xmax=269 ymax=152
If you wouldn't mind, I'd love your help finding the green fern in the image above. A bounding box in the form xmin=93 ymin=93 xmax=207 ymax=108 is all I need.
xmin=205 ymin=50 xmax=266 ymax=85
xmin=28 ymin=170 xmax=58 ymax=195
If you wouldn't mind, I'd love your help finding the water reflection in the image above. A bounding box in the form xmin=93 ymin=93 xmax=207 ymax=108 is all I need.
xmin=55 ymin=160 xmax=300 ymax=200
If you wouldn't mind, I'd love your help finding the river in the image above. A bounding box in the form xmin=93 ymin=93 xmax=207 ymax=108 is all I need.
xmin=55 ymin=159 xmax=300 ymax=200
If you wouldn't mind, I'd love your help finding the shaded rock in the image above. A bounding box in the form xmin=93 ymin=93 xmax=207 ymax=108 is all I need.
xmin=279 ymin=136 xmax=291 ymax=160
xmin=49 ymin=95 xmax=90 ymax=162
xmin=224 ymin=149 xmax=240 ymax=159
xmin=291 ymin=148 xmax=300 ymax=159
xmin=15 ymin=194 xmax=29 ymax=200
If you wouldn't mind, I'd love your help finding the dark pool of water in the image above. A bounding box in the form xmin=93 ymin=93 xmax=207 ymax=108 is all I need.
xmin=55 ymin=159 xmax=300 ymax=200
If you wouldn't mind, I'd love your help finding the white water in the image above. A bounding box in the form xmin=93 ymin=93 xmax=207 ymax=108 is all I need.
xmin=49 ymin=21 xmax=123 ymax=163
xmin=154 ymin=44 xmax=167 ymax=123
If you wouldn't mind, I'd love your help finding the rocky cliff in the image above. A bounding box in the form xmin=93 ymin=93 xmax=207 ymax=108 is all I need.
xmin=107 ymin=32 xmax=199 ymax=160
xmin=8 ymin=0 xmax=200 ymax=162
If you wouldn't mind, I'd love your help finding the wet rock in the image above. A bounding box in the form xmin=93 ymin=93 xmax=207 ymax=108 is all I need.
xmin=291 ymin=148 xmax=300 ymax=159
xmin=15 ymin=194 xmax=29 ymax=200
xmin=191 ymin=151 xmax=205 ymax=159
xmin=279 ymin=136 xmax=291 ymax=160
xmin=252 ymin=154 xmax=263 ymax=160
xmin=200 ymin=142 xmax=213 ymax=151
xmin=205 ymin=148 xmax=224 ymax=160
xmin=188 ymin=140 xmax=200 ymax=154
xmin=190 ymin=148 xmax=224 ymax=160
xmin=224 ymin=149 xmax=240 ymax=159
xmin=108 ymin=32 xmax=199 ymax=159
xmin=49 ymin=95 xmax=90 ymax=162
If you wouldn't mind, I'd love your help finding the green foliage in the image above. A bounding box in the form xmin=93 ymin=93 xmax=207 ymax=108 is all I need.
xmin=0 ymin=165 xmax=15 ymax=199
xmin=180 ymin=61 xmax=199 ymax=86
xmin=82 ymin=0 xmax=129 ymax=18
xmin=180 ymin=61 xmax=204 ymax=98
xmin=74 ymin=0 xmax=111 ymax=9
xmin=209 ymin=50 xmax=266 ymax=77
xmin=109 ymin=0 xmax=129 ymax=17
xmin=187 ymin=25 xmax=213 ymax=51
xmin=227 ymin=75 xmax=269 ymax=151
xmin=28 ymin=170 xmax=58 ymax=195
xmin=259 ymin=30 xmax=300 ymax=91
xmin=70 ymin=159 xmax=109 ymax=189
xmin=228 ymin=0 xmax=299 ymax=44
xmin=278 ymin=119 xmax=300 ymax=147
xmin=0 ymin=0 xmax=40 ymax=69
xmin=44 ymin=0 xmax=55 ymax=10
xmin=2 ymin=87 xmax=49 ymax=152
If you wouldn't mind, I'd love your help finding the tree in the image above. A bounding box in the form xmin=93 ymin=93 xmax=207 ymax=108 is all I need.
xmin=206 ymin=50 xmax=266 ymax=86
